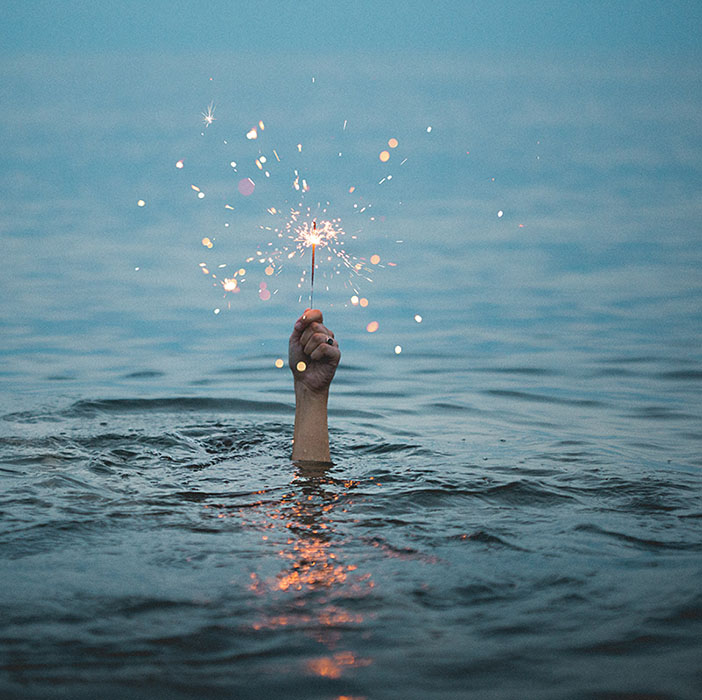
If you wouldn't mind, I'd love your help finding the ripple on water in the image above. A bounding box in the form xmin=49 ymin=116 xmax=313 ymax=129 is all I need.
xmin=1 ymin=395 xmax=701 ymax=699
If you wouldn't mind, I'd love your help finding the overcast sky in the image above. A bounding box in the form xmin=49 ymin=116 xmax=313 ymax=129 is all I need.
xmin=2 ymin=1 xmax=701 ymax=58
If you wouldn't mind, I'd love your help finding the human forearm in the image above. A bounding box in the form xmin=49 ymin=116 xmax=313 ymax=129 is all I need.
xmin=288 ymin=309 xmax=339 ymax=463
xmin=292 ymin=382 xmax=330 ymax=462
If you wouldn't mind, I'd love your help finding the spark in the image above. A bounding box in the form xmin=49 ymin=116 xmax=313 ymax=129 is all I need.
xmin=201 ymin=103 xmax=216 ymax=127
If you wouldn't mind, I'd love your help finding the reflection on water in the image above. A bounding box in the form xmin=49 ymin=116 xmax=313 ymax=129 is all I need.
xmin=215 ymin=461 xmax=374 ymax=683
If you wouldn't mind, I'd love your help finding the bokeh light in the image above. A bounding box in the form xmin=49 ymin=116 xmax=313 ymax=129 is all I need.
xmin=238 ymin=178 xmax=256 ymax=196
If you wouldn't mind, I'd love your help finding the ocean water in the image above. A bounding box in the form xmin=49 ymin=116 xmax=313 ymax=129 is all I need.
xmin=2 ymin=53 xmax=702 ymax=699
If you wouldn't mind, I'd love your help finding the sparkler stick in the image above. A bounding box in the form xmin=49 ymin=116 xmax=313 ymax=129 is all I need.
xmin=310 ymin=220 xmax=317 ymax=308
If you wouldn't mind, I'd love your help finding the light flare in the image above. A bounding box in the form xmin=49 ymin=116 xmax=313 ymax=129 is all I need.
xmin=201 ymin=103 xmax=216 ymax=127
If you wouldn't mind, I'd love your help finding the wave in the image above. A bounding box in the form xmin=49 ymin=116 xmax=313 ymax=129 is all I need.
xmin=482 ymin=389 xmax=605 ymax=407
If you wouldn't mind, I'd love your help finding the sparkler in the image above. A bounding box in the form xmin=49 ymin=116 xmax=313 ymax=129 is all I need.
xmin=189 ymin=102 xmax=397 ymax=309
xmin=291 ymin=216 xmax=343 ymax=308
xmin=310 ymin=220 xmax=317 ymax=308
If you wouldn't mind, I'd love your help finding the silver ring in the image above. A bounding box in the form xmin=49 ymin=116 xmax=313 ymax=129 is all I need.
xmin=326 ymin=337 xmax=334 ymax=345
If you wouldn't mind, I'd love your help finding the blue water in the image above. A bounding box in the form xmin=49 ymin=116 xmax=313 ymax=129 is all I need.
xmin=2 ymin=53 xmax=702 ymax=699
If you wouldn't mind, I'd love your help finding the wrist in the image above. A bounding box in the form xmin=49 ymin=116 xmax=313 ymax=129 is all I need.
xmin=294 ymin=379 xmax=329 ymax=404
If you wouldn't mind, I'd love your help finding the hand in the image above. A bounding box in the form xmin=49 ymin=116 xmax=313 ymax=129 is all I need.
xmin=289 ymin=309 xmax=340 ymax=395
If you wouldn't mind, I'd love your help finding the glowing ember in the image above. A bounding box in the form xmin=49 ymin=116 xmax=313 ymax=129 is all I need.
xmin=246 ymin=127 xmax=258 ymax=140
xmin=388 ymin=137 xmax=399 ymax=148
xmin=414 ymin=314 xmax=422 ymax=323
xmin=202 ymin=237 xmax=213 ymax=248
xmin=370 ymin=254 xmax=380 ymax=265
xmin=379 ymin=150 xmax=390 ymax=162
xmin=366 ymin=321 xmax=379 ymax=333
xmin=296 ymin=361 xmax=307 ymax=372
xmin=137 ymin=199 xmax=145 ymax=207
xmin=274 ymin=358 xmax=284 ymax=368
xmin=175 ymin=159 xmax=184 ymax=169
xmin=351 ymin=295 xmax=359 ymax=305
xmin=222 ymin=278 xmax=238 ymax=291
xmin=394 ymin=345 xmax=402 ymax=354
xmin=359 ymin=297 xmax=368 ymax=307
xmin=497 ymin=210 xmax=504 ymax=218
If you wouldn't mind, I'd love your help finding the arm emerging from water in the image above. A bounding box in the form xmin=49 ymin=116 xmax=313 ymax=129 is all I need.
xmin=289 ymin=309 xmax=340 ymax=463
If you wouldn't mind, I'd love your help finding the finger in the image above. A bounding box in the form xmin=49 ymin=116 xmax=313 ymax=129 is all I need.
xmin=303 ymin=331 xmax=334 ymax=357
xmin=309 ymin=341 xmax=340 ymax=362
xmin=291 ymin=312 xmax=312 ymax=344
xmin=300 ymin=321 xmax=332 ymax=348
xmin=300 ymin=308 xmax=324 ymax=327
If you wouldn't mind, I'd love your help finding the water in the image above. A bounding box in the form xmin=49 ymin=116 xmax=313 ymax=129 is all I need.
xmin=2 ymin=53 xmax=702 ymax=699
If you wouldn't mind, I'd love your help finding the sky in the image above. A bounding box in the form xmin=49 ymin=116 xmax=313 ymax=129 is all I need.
xmin=2 ymin=1 xmax=701 ymax=58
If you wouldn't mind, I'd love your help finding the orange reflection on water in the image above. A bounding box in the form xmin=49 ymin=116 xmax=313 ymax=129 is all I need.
xmin=230 ymin=462 xmax=375 ymax=678
xmin=307 ymin=651 xmax=372 ymax=679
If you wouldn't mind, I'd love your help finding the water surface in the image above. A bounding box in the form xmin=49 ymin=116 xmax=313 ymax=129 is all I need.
xmin=1 ymin=52 xmax=701 ymax=699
